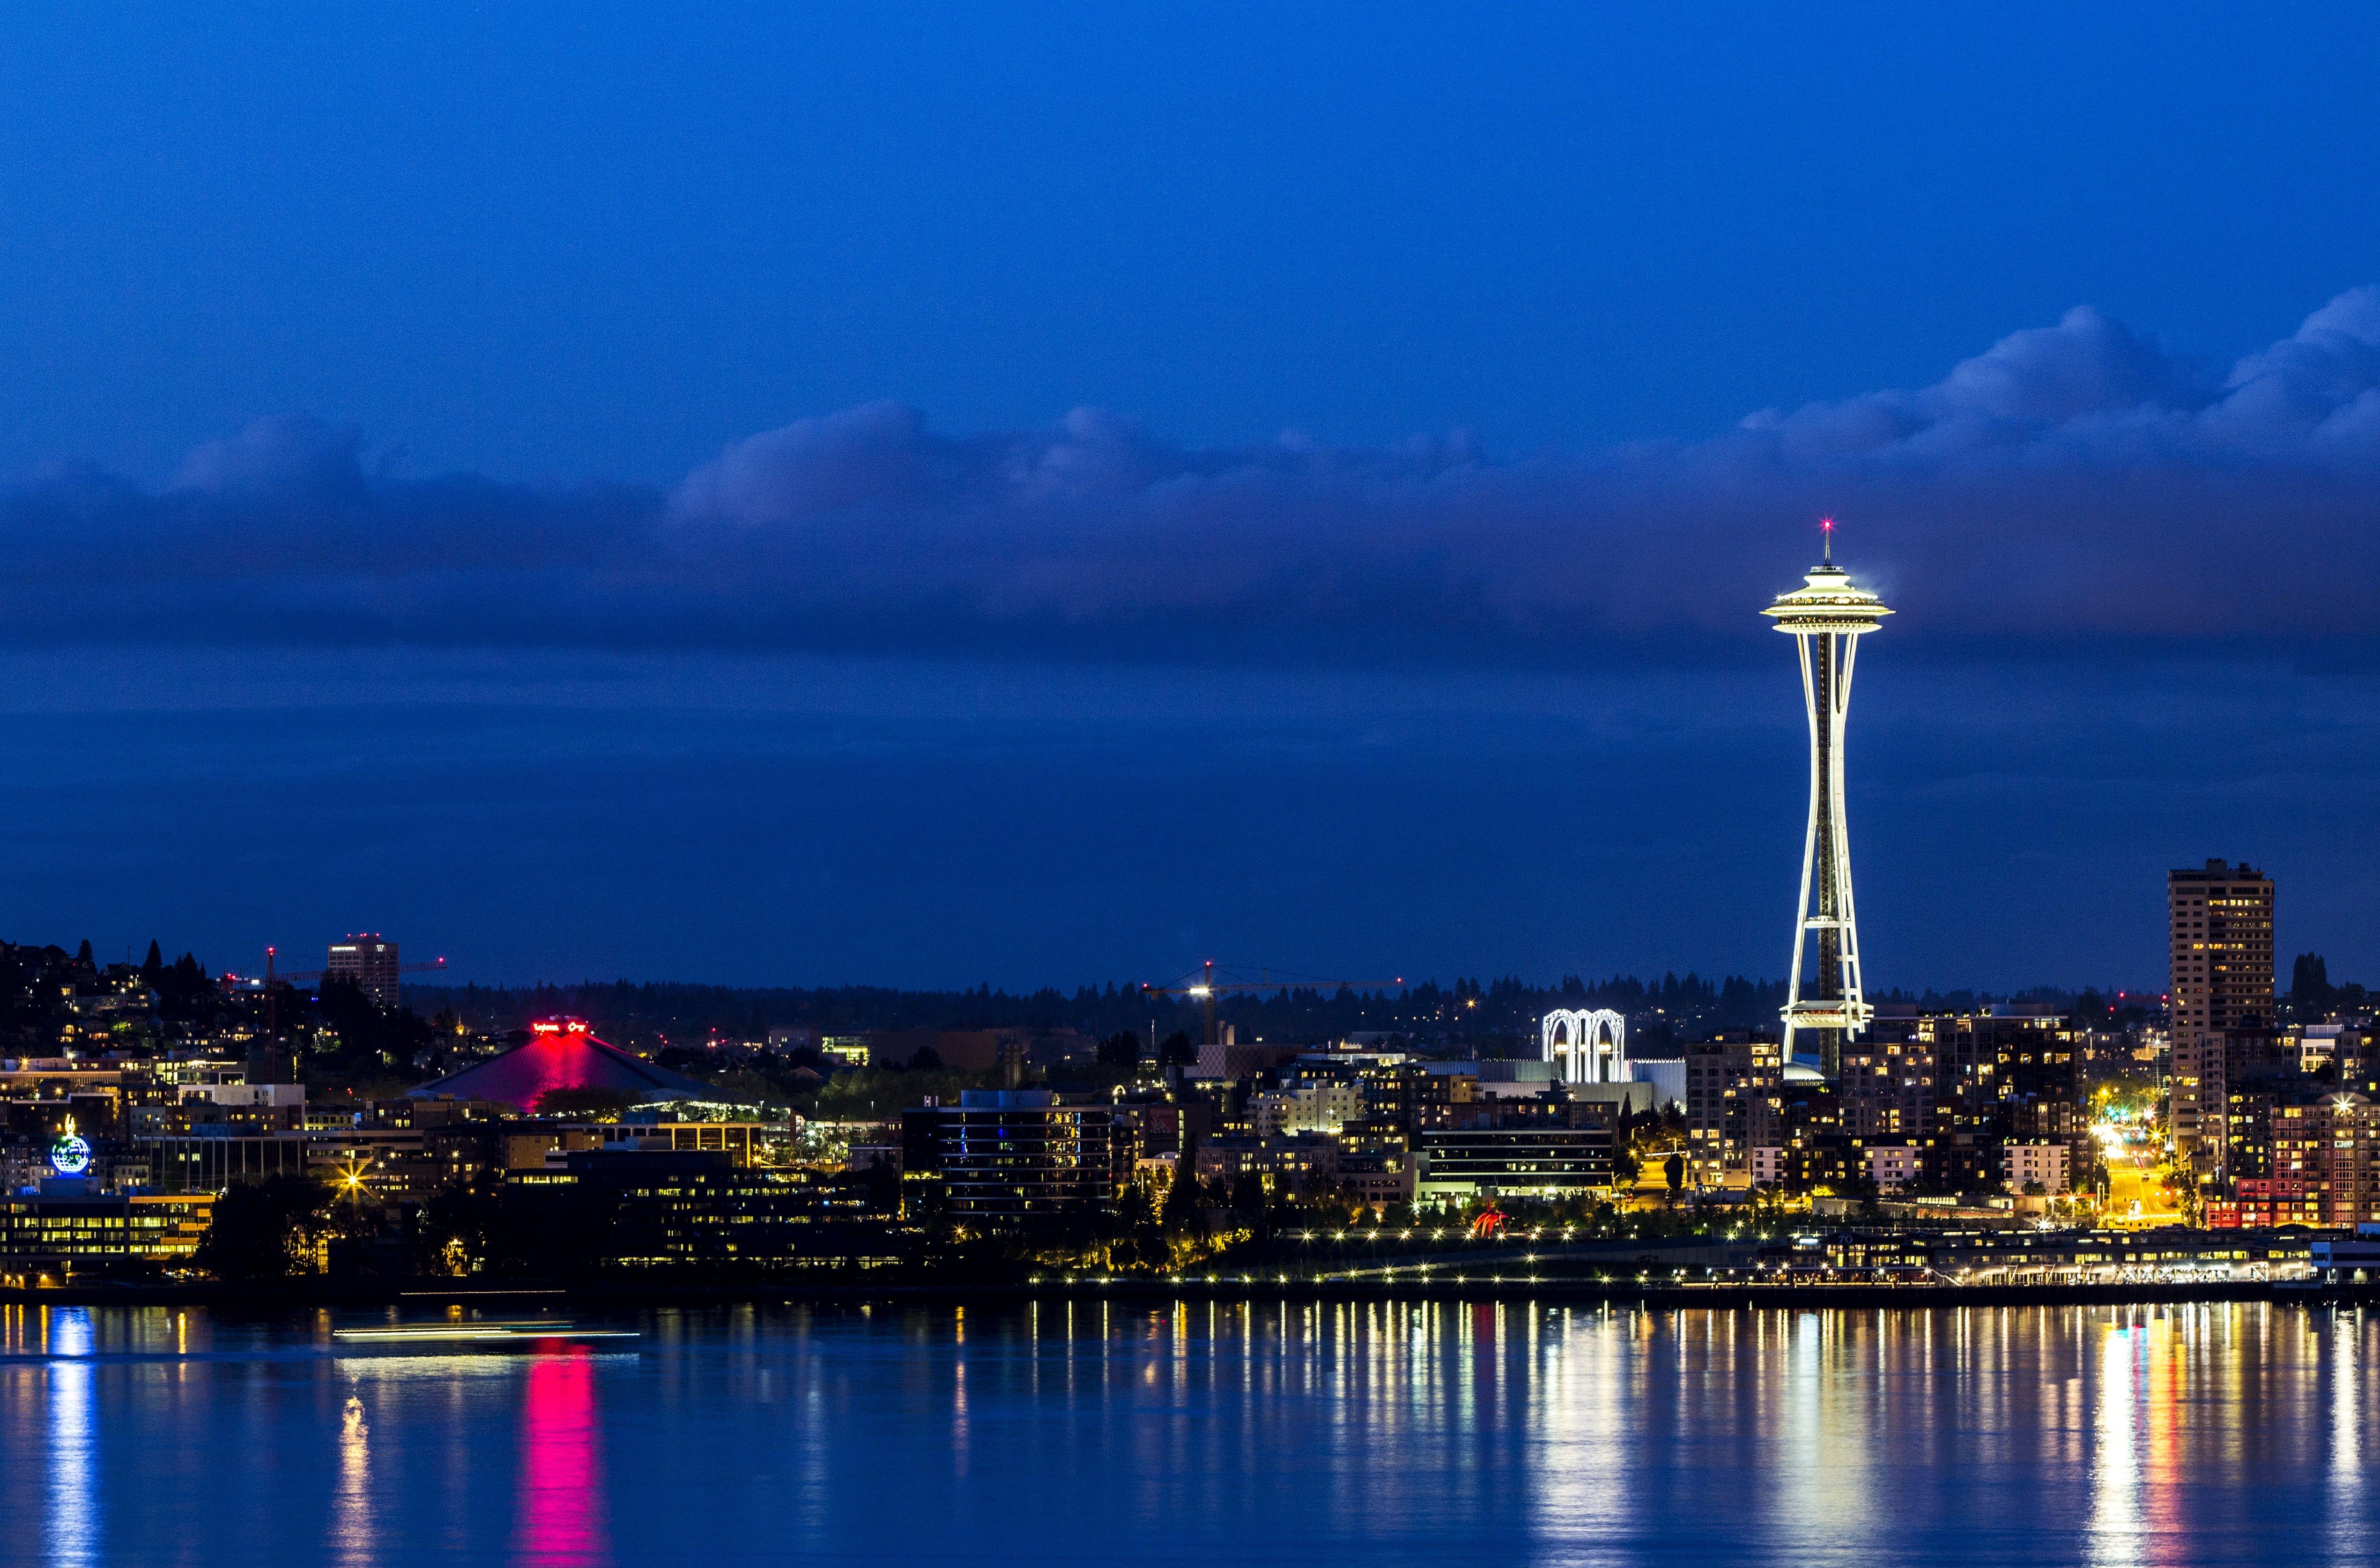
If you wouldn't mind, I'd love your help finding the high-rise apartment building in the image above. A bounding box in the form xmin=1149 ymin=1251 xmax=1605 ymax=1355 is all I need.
xmin=2168 ymin=861 xmax=2274 ymax=1183
xmin=1839 ymin=1022 xmax=1935 ymax=1141
xmin=2270 ymin=1095 xmax=2380 ymax=1227
xmin=1684 ymin=1033 xmax=1783 ymax=1189
xmin=326 ymin=934 xmax=400 ymax=1008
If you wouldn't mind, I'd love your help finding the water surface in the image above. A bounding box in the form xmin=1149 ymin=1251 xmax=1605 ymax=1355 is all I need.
xmin=0 ymin=1299 xmax=2366 ymax=1565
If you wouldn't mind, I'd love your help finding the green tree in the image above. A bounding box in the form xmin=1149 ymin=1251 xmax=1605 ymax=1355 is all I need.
xmin=1162 ymin=1168 xmax=1205 ymax=1234
xmin=412 ymin=1175 xmax=508 ymax=1274
xmin=193 ymin=1175 xmax=334 ymax=1280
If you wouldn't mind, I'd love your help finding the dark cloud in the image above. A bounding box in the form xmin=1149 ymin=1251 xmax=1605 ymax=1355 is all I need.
xmin=3 ymin=289 xmax=2377 ymax=664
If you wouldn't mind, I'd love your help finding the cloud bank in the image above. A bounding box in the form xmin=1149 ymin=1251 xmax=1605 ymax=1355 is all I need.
xmin=5 ymin=288 xmax=2379 ymax=665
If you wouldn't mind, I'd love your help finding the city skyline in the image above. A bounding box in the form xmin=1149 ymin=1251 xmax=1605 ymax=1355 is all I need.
xmin=0 ymin=13 xmax=2373 ymax=1562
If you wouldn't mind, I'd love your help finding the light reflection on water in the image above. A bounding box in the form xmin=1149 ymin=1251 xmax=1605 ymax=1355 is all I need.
xmin=43 ymin=1307 xmax=98 ymax=1568
xmin=0 ymin=1301 xmax=2363 ymax=1566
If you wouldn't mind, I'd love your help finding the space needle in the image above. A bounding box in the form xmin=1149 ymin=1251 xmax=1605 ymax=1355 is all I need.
xmin=1763 ymin=519 xmax=1891 ymax=1078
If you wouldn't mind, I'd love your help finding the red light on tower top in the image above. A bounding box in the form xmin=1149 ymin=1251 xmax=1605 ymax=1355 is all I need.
xmin=1819 ymin=515 xmax=1835 ymax=562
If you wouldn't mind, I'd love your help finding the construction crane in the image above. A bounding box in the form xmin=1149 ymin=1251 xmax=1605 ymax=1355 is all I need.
xmin=219 ymin=947 xmax=449 ymax=1042
xmin=249 ymin=946 xmax=449 ymax=990
xmin=1140 ymin=961 xmax=1406 ymax=1053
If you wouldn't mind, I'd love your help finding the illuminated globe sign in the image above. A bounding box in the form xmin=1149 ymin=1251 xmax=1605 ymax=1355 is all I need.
xmin=48 ymin=1133 xmax=90 ymax=1177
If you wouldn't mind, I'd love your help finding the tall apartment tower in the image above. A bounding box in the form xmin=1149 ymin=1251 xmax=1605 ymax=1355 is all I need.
xmin=2167 ymin=861 xmax=2274 ymax=1183
xmin=327 ymin=933 xmax=400 ymax=1008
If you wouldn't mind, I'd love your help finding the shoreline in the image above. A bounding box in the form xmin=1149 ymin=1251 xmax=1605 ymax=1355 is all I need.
xmin=9 ymin=1278 xmax=2377 ymax=1313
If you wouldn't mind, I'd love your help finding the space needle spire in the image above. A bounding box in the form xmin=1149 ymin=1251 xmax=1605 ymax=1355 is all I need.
xmin=1763 ymin=519 xmax=1891 ymax=1078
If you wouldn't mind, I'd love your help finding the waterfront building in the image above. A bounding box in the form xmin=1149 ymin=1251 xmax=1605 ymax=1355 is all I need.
xmin=2309 ymin=1231 xmax=2380 ymax=1283
xmin=0 ymin=1190 xmax=213 ymax=1280
xmin=2168 ymin=861 xmax=2275 ymax=1183
xmin=1763 ymin=531 xmax=1892 ymax=1077
xmin=2205 ymin=1175 xmax=2324 ymax=1229
xmin=1333 ymin=1117 xmax=1418 ymax=1206
xmin=1186 ymin=1129 xmax=1350 ymax=1198
xmin=1414 ymin=1100 xmax=1618 ymax=1199
xmin=508 ymin=1149 xmax=903 ymax=1268
xmin=2269 ymin=1095 xmax=2380 ymax=1227
xmin=901 ymin=1089 xmax=1131 ymax=1224
xmin=1791 ymin=1224 xmax=2313 ymax=1284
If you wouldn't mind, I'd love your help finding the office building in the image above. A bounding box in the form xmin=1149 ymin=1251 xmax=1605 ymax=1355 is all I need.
xmin=0 ymin=1191 xmax=214 ymax=1280
xmin=136 ymin=1132 xmax=311 ymax=1192
xmin=2169 ymin=861 xmax=2275 ymax=1182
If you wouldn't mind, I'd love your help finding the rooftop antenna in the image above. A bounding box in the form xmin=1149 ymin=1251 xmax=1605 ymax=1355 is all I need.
xmin=1820 ymin=515 xmax=1834 ymax=563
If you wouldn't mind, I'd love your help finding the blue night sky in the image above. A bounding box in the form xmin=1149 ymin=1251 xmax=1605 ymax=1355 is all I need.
xmin=0 ymin=3 xmax=2377 ymax=991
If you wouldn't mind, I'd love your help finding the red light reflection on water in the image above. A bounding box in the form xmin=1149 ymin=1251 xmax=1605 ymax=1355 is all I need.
xmin=513 ymin=1349 xmax=609 ymax=1568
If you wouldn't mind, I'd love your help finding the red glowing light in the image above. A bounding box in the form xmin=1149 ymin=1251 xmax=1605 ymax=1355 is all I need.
xmin=515 ymin=1350 xmax=606 ymax=1566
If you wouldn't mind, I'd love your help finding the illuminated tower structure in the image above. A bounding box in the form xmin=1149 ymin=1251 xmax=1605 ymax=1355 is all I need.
xmin=1763 ymin=522 xmax=1891 ymax=1078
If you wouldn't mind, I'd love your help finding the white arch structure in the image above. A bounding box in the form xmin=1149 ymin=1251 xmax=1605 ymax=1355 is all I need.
xmin=1541 ymin=1008 xmax=1627 ymax=1084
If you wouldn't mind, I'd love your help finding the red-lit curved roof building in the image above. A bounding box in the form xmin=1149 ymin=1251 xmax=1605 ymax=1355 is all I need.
xmin=407 ymin=1019 xmax=714 ymax=1111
